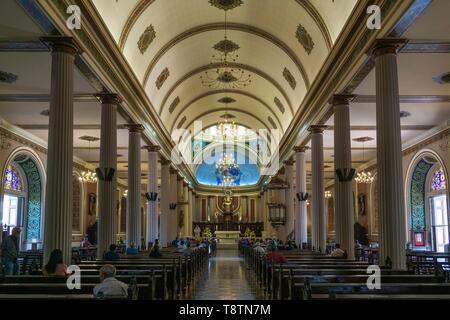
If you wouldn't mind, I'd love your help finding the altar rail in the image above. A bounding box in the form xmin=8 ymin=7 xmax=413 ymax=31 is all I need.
xmin=193 ymin=222 xmax=263 ymax=237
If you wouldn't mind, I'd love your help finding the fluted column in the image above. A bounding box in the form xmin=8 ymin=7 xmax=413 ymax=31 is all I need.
xmin=372 ymin=39 xmax=408 ymax=269
xmin=169 ymin=168 xmax=179 ymax=241
xmin=160 ymin=160 xmax=170 ymax=247
xmin=284 ymin=159 xmax=295 ymax=240
xmin=144 ymin=146 xmax=160 ymax=245
xmin=188 ymin=188 xmax=193 ymax=236
xmin=309 ymin=125 xmax=327 ymax=253
xmin=332 ymin=94 xmax=356 ymax=259
xmin=41 ymin=37 xmax=78 ymax=265
xmin=183 ymin=182 xmax=189 ymax=236
xmin=96 ymin=93 xmax=121 ymax=258
xmin=125 ymin=124 xmax=144 ymax=249
xmin=294 ymin=146 xmax=308 ymax=249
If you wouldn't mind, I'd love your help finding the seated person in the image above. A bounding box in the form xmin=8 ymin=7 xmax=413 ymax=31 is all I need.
xmin=104 ymin=244 xmax=120 ymax=261
xmin=254 ymin=242 xmax=266 ymax=255
xmin=265 ymin=250 xmax=287 ymax=264
xmin=93 ymin=264 xmax=128 ymax=299
xmin=330 ymin=244 xmax=346 ymax=258
xmin=43 ymin=249 xmax=68 ymax=276
xmin=177 ymin=240 xmax=187 ymax=251
xmin=126 ymin=242 xmax=139 ymax=255
xmin=80 ymin=235 xmax=92 ymax=248
xmin=149 ymin=239 xmax=162 ymax=257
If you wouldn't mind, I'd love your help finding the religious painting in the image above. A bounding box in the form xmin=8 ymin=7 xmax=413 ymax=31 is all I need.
xmin=358 ymin=193 xmax=366 ymax=216
xmin=414 ymin=232 xmax=425 ymax=246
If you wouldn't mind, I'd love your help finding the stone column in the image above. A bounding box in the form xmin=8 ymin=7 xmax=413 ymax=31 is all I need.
xmin=284 ymin=159 xmax=295 ymax=240
xmin=144 ymin=146 xmax=160 ymax=246
xmin=294 ymin=146 xmax=309 ymax=249
xmin=183 ymin=182 xmax=189 ymax=236
xmin=188 ymin=188 xmax=193 ymax=236
xmin=195 ymin=194 xmax=200 ymax=222
xmin=169 ymin=168 xmax=179 ymax=241
xmin=372 ymin=39 xmax=408 ymax=269
xmin=309 ymin=125 xmax=328 ymax=253
xmin=332 ymin=94 xmax=356 ymax=259
xmin=41 ymin=37 xmax=78 ymax=265
xmin=160 ymin=160 xmax=170 ymax=247
xmin=125 ymin=124 xmax=144 ymax=249
xmin=95 ymin=93 xmax=121 ymax=258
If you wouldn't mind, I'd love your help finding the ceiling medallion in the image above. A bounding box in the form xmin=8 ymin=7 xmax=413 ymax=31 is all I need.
xmin=283 ymin=67 xmax=297 ymax=90
xmin=433 ymin=72 xmax=450 ymax=84
xmin=218 ymin=96 xmax=236 ymax=104
xmin=137 ymin=25 xmax=156 ymax=54
xmin=213 ymin=39 xmax=240 ymax=54
xmin=274 ymin=97 xmax=285 ymax=114
xmin=209 ymin=0 xmax=243 ymax=11
xmin=220 ymin=113 xmax=236 ymax=119
xmin=169 ymin=96 xmax=180 ymax=114
xmin=156 ymin=67 xmax=170 ymax=90
xmin=296 ymin=24 xmax=315 ymax=55
xmin=0 ymin=70 xmax=18 ymax=83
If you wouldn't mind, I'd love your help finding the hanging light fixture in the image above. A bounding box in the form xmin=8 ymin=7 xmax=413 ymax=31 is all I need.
xmin=200 ymin=11 xmax=252 ymax=89
xmin=79 ymin=136 xmax=99 ymax=183
xmin=213 ymin=100 xmax=239 ymax=142
xmin=353 ymin=137 xmax=375 ymax=184
xmin=325 ymin=190 xmax=332 ymax=198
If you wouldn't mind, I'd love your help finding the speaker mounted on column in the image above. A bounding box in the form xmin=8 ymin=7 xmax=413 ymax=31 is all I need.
xmin=335 ymin=168 xmax=355 ymax=182
xmin=95 ymin=167 xmax=116 ymax=182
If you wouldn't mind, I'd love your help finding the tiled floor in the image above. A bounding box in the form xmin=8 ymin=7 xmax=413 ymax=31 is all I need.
xmin=190 ymin=249 xmax=263 ymax=300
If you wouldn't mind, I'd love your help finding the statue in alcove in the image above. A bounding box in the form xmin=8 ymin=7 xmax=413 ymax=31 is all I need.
xmin=88 ymin=193 xmax=96 ymax=216
xmin=358 ymin=193 xmax=366 ymax=216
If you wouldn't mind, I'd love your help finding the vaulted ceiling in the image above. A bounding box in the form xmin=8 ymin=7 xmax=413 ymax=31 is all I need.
xmin=92 ymin=0 xmax=358 ymax=142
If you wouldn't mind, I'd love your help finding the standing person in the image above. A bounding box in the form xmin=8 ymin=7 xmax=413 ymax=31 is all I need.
xmin=1 ymin=227 xmax=21 ymax=275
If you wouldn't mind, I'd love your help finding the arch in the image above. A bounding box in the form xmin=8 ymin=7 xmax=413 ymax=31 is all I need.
xmin=163 ymin=89 xmax=288 ymax=129
xmin=158 ymin=62 xmax=294 ymax=114
xmin=2 ymin=147 xmax=46 ymax=245
xmin=141 ymin=23 xmax=311 ymax=89
xmin=118 ymin=0 xmax=332 ymax=53
xmin=405 ymin=149 xmax=449 ymax=248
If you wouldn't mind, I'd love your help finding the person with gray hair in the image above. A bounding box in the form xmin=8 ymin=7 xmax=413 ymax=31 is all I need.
xmin=93 ymin=264 xmax=128 ymax=299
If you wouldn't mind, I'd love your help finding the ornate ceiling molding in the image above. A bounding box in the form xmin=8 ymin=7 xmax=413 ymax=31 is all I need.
xmin=209 ymin=0 xmax=243 ymax=11
xmin=168 ymin=89 xmax=285 ymax=132
xmin=118 ymin=0 xmax=332 ymax=52
xmin=178 ymin=108 xmax=273 ymax=135
xmin=168 ymin=96 xmax=181 ymax=114
xmin=142 ymin=22 xmax=310 ymax=89
xmin=159 ymin=62 xmax=294 ymax=116
xmin=296 ymin=24 xmax=315 ymax=54
xmin=283 ymin=67 xmax=297 ymax=90
xmin=155 ymin=67 xmax=170 ymax=90
xmin=137 ymin=24 xmax=156 ymax=54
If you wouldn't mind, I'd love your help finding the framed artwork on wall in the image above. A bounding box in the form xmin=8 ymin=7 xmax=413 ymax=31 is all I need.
xmin=414 ymin=232 xmax=425 ymax=246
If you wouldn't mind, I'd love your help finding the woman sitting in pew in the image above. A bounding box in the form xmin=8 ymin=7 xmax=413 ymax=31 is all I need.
xmin=149 ymin=239 xmax=162 ymax=257
xmin=42 ymin=249 xmax=68 ymax=277
xmin=329 ymin=244 xmax=346 ymax=258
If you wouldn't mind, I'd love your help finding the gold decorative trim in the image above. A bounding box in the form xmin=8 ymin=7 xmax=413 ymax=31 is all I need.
xmin=155 ymin=67 xmax=170 ymax=90
xmin=137 ymin=25 xmax=156 ymax=54
xmin=209 ymin=0 xmax=243 ymax=11
xmin=295 ymin=24 xmax=315 ymax=54
xmin=142 ymin=22 xmax=310 ymax=90
xmin=169 ymin=89 xmax=284 ymax=132
xmin=159 ymin=62 xmax=293 ymax=116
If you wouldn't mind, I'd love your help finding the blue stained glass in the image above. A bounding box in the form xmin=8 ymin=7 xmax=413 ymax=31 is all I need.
xmin=432 ymin=168 xmax=446 ymax=191
xmin=4 ymin=165 xmax=22 ymax=191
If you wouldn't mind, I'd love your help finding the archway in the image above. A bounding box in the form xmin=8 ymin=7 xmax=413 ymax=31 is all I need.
xmin=407 ymin=151 xmax=449 ymax=252
xmin=1 ymin=148 xmax=45 ymax=250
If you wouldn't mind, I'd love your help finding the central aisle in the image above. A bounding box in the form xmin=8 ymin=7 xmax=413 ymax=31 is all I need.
xmin=191 ymin=249 xmax=263 ymax=300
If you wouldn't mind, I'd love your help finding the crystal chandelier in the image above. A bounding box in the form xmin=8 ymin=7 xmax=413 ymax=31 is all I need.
xmin=200 ymin=11 xmax=251 ymax=89
xmin=213 ymin=103 xmax=239 ymax=142
xmin=79 ymin=136 xmax=98 ymax=184
xmin=353 ymin=137 xmax=374 ymax=184
xmin=215 ymin=153 xmax=241 ymax=186
xmin=325 ymin=190 xmax=332 ymax=198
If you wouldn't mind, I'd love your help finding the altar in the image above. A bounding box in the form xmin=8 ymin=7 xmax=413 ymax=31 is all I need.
xmin=215 ymin=230 xmax=240 ymax=248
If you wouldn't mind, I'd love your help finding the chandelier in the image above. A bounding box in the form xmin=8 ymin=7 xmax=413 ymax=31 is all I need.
xmin=353 ymin=137 xmax=374 ymax=184
xmin=215 ymin=153 xmax=241 ymax=186
xmin=200 ymin=11 xmax=251 ymax=89
xmin=325 ymin=190 xmax=332 ymax=199
xmin=79 ymin=136 xmax=99 ymax=184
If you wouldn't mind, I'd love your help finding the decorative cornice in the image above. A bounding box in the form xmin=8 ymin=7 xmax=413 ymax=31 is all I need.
xmin=370 ymin=38 xmax=409 ymax=57
xmin=159 ymin=62 xmax=293 ymax=117
xmin=293 ymin=145 xmax=309 ymax=153
xmin=142 ymin=22 xmax=310 ymax=90
xmin=124 ymin=124 xmax=145 ymax=133
xmin=143 ymin=145 xmax=161 ymax=153
xmin=329 ymin=94 xmax=356 ymax=106
xmin=308 ymin=125 xmax=328 ymax=134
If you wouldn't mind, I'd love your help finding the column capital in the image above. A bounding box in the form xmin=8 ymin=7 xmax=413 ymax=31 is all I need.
xmin=183 ymin=181 xmax=188 ymax=187
xmin=329 ymin=94 xmax=356 ymax=106
xmin=40 ymin=36 xmax=81 ymax=55
xmin=283 ymin=158 xmax=294 ymax=166
xmin=143 ymin=145 xmax=161 ymax=153
xmin=125 ymin=124 xmax=145 ymax=133
xmin=293 ymin=145 xmax=309 ymax=153
xmin=161 ymin=158 xmax=171 ymax=166
xmin=308 ymin=125 xmax=328 ymax=134
xmin=370 ymin=38 xmax=408 ymax=57
xmin=170 ymin=166 xmax=178 ymax=175
xmin=177 ymin=175 xmax=183 ymax=181
xmin=95 ymin=93 xmax=122 ymax=105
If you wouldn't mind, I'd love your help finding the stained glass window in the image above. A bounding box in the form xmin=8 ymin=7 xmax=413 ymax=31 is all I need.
xmin=4 ymin=165 xmax=22 ymax=191
xmin=431 ymin=167 xmax=446 ymax=191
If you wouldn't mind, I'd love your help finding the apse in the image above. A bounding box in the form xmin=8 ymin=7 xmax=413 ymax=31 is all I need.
xmin=195 ymin=150 xmax=260 ymax=187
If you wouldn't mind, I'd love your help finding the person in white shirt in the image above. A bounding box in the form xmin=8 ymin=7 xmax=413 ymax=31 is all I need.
xmin=93 ymin=264 xmax=128 ymax=299
xmin=330 ymin=244 xmax=346 ymax=258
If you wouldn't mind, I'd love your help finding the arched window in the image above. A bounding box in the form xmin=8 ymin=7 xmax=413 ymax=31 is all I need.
xmin=431 ymin=167 xmax=446 ymax=191
xmin=4 ymin=165 xmax=23 ymax=192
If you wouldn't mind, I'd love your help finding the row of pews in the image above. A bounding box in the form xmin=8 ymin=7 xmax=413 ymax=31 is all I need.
xmin=0 ymin=247 xmax=208 ymax=300
xmin=244 ymin=248 xmax=450 ymax=300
